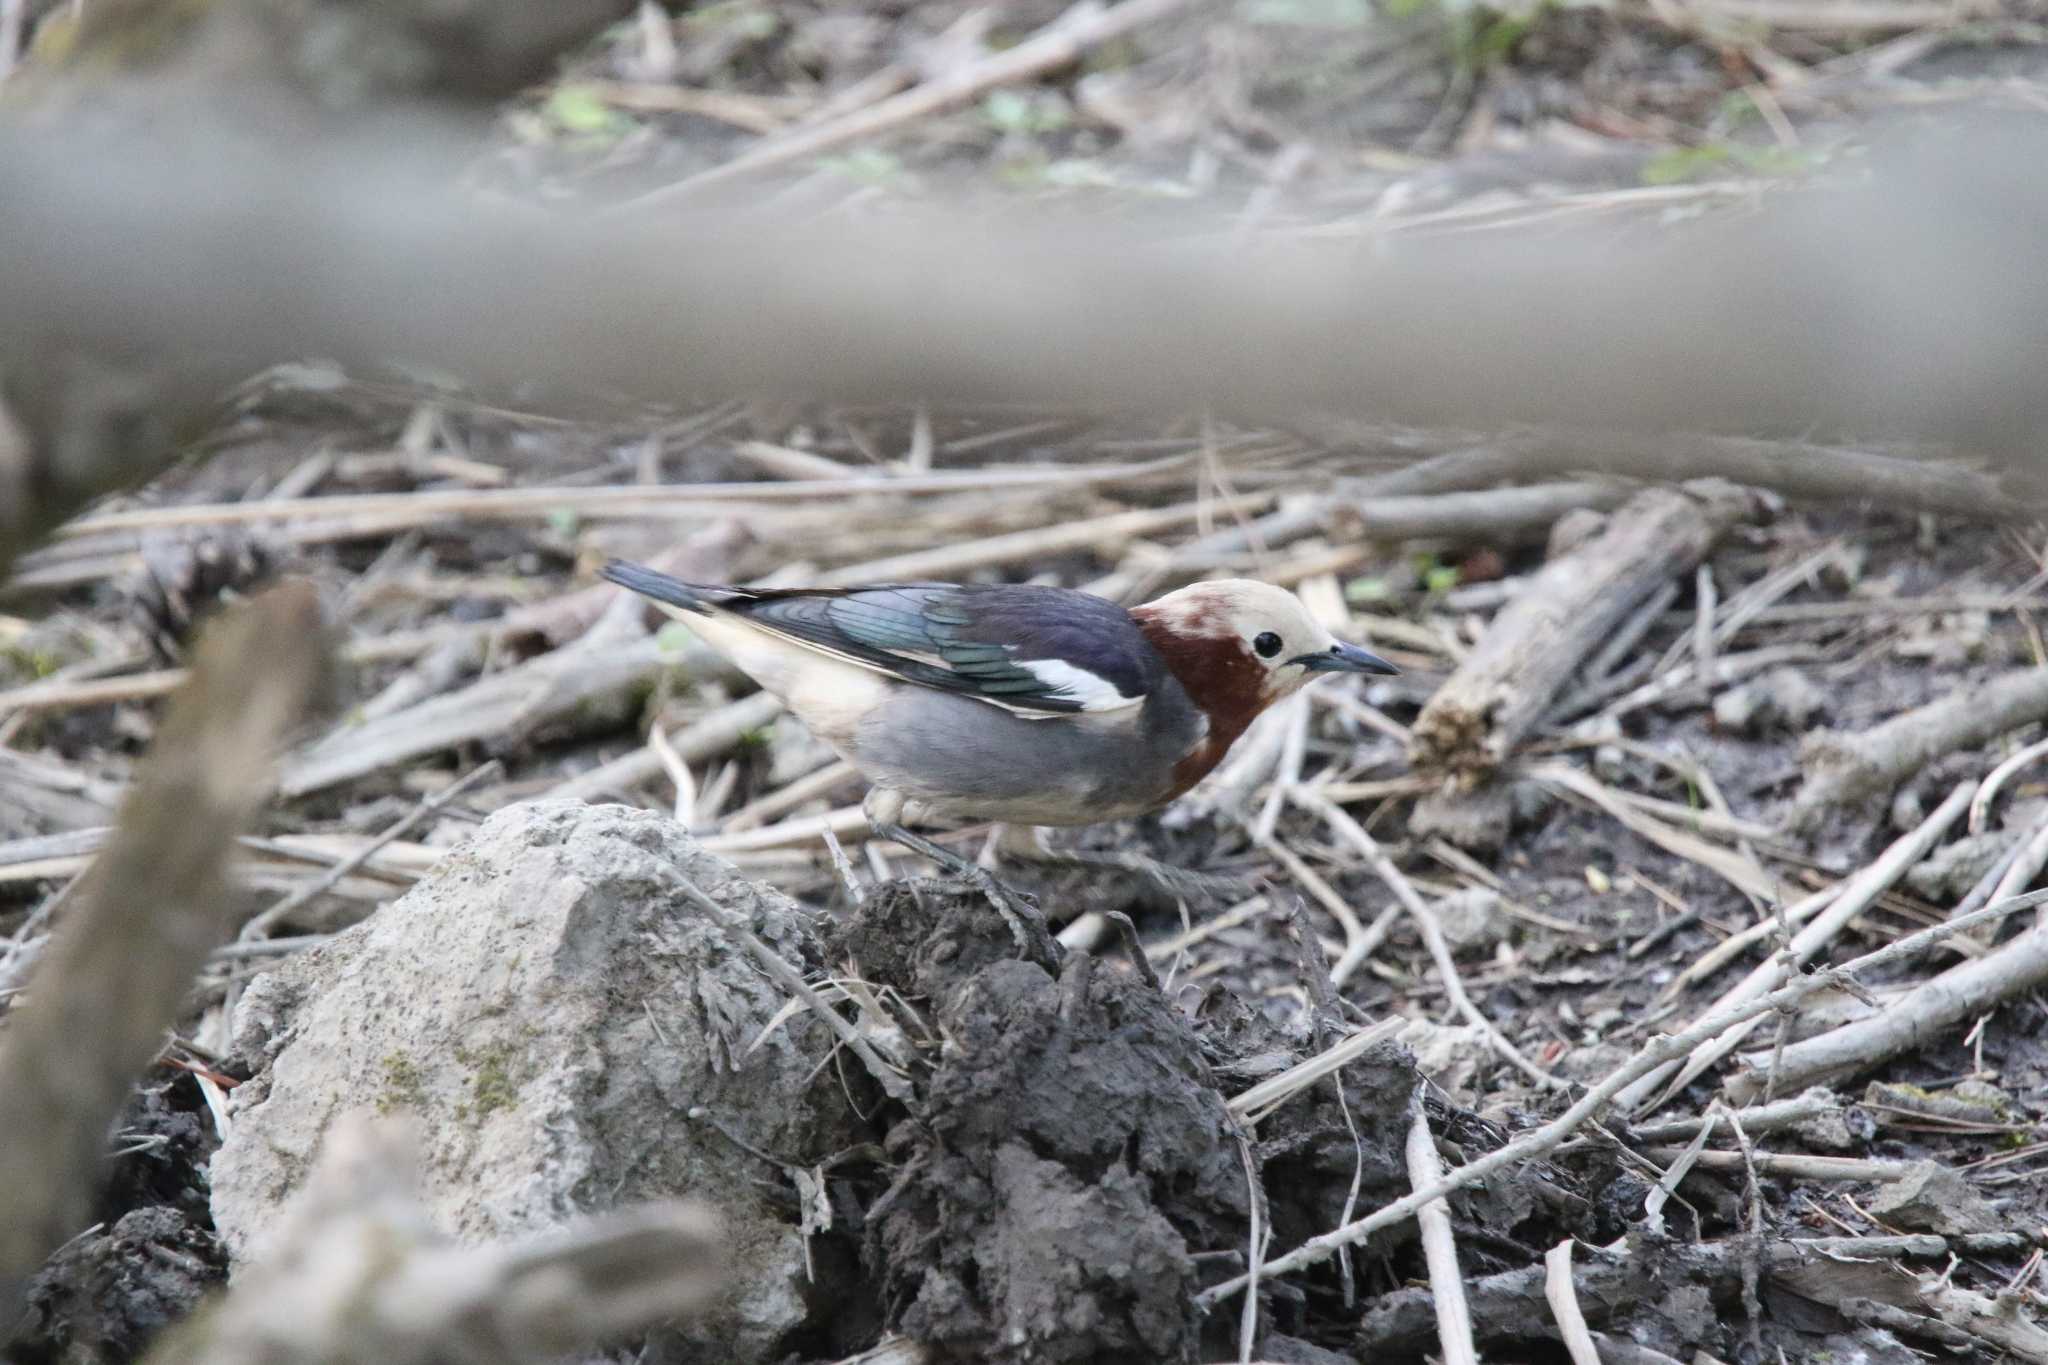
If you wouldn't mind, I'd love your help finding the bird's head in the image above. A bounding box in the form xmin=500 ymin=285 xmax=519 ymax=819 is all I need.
xmin=1131 ymin=578 xmax=1398 ymax=722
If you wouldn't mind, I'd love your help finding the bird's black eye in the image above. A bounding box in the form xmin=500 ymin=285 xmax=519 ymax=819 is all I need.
xmin=1253 ymin=631 xmax=1283 ymax=659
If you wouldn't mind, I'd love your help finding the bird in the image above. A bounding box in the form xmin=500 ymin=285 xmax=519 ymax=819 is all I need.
xmin=601 ymin=561 xmax=1398 ymax=945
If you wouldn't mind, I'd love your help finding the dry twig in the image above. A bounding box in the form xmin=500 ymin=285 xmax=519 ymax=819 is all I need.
xmin=1410 ymin=481 xmax=1766 ymax=775
xmin=1727 ymin=922 xmax=2048 ymax=1101
xmin=1406 ymin=1093 xmax=1479 ymax=1365
xmin=1194 ymin=886 xmax=2048 ymax=1308
xmin=0 ymin=584 xmax=334 ymax=1307
xmin=1615 ymin=778 xmax=1975 ymax=1113
xmin=1791 ymin=666 xmax=2048 ymax=828
xmin=144 ymin=1113 xmax=722 ymax=1365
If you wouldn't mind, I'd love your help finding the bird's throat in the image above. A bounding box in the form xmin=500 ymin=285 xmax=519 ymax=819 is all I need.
xmin=1131 ymin=611 xmax=1270 ymax=797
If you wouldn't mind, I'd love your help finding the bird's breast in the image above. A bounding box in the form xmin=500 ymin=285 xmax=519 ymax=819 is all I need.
xmin=1160 ymin=727 xmax=1236 ymax=802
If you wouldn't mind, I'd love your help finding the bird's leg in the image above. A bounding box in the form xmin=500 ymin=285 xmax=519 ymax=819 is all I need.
xmin=1024 ymin=827 xmax=1252 ymax=903
xmin=863 ymin=791 xmax=1048 ymax=955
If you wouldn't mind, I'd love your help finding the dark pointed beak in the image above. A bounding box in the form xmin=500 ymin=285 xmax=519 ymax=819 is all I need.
xmin=1291 ymin=642 xmax=1400 ymax=676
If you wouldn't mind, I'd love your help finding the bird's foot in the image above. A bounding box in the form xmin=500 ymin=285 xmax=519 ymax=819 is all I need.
xmin=871 ymin=820 xmax=1050 ymax=957
xmin=1043 ymin=845 xmax=1252 ymax=904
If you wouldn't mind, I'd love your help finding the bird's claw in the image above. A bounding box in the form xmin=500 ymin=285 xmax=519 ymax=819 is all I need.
xmin=871 ymin=821 xmax=1051 ymax=957
xmin=961 ymin=865 xmax=1044 ymax=955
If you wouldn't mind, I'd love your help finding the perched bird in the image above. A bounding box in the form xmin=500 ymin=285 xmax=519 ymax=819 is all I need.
xmin=601 ymin=562 xmax=1397 ymax=941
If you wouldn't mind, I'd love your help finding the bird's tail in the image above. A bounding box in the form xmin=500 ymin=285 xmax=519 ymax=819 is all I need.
xmin=599 ymin=560 xmax=735 ymax=615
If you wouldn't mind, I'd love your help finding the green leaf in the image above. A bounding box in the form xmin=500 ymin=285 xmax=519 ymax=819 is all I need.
xmin=1239 ymin=0 xmax=1372 ymax=25
xmin=1640 ymin=144 xmax=1734 ymax=186
xmin=1345 ymin=575 xmax=1392 ymax=604
xmin=544 ymin=84 xmax=628 ymax=137
xmin=818 ymin=148 xmax=902 ymax=184
xmin=982 ymin=89 xmax=1071 ymax=135
xmin=983 ymin=89 xmax=1035 ymax=133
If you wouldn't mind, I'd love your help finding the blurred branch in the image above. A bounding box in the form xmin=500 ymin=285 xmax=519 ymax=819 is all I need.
xmin=3 ymin=115 xmax=2048 ymax=520
xmin=144 ymin=1113 xmax=722 ymax=1365
xmin=0 ymin=584 xmax=335 ymax=1313
xmin=1 ymin=7 xmax=2044 ymax=584
xmin=0 ymin=0 xmax=636 ymax=578
xmin=1336 ymin=428 xmax=2015 ymax=522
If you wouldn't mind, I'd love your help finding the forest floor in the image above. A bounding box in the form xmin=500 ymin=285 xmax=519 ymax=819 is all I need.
xmin=4 ymin=0 xmax=2048 ymax=1361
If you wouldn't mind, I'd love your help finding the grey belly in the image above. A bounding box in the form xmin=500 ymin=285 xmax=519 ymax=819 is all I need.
xmin=846 ymin=687 xmax=1195 ymax=827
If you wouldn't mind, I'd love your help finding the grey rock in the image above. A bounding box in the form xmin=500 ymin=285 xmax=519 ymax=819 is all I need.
xmin=210 ymin=800 xmax=862 ymax=1364
xmin=1866 ymin=1160 xmax=2002 ymax=1235
xmin=1904 ymin=831 xmax=2006 ymax=901
xmin=1712 ymin=666 xmax=1826 ymax=735
xmin=1435 ymin=887 xmax=1505 ymax=954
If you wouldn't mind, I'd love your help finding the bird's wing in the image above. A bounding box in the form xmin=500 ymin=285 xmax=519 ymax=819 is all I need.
xmin=715 ymin=582 xmax=1162 ymax=716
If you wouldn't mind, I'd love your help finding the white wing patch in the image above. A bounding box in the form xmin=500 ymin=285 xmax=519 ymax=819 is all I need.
xmin=1018 ymin=658 xmax=1142 ymax=713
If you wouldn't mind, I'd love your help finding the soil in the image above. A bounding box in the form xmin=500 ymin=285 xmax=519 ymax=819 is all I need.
xmin=5 ymin=0 xmax=2048 ymax=1359
xmin=8 ymin=1087 xmax=225 ymax=1365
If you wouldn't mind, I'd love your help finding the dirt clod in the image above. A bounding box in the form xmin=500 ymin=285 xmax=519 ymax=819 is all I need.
xmin=13 ymin=1207 xmax=224 ymax=1365
xmin=846 ymin=885 xmax=1259 ymax=1363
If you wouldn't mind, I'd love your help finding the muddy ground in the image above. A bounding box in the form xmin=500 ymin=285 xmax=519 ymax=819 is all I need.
xmin=4 ymin=0 xmax=2048 ymax=1361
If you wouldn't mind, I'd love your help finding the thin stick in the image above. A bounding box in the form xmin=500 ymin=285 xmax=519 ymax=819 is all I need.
xmin=1193 ymin=887 xmax=2048 ymax=1307
xmin=1692 ymin=563 xmax=1718 ymax=706
xmin=240 ymin=761 xmax=500 ymax=942
xmin=1544 ymin=1240 xmax=1602 ymax=1365
xmin=55 ymin=457 xmax=1195 ymax=539
xmin=1226 ymin=1019 xmax=1405 ymax=1124
xmin=673 ymin=878 xmax=912 ymax=1103
xmin=646 ymin=726 xmax=701 ymax=828
xmin=1617 ymin=777 xmax=1974 ymax=1113
xmin=0 ymin=668 xmax=188 ymax=717
xmin=1406 ymin=1094 xmax=1478 ymax=1365
xmin=1972 ymin=734 xmax=2048 ymax=834
xmin=1235 ymin=1127 xmax=1266 ymax=1364
xmin=1638 ymin=1149 xmax=1922 ymax=1181
xmin=1290 ymin=787 xmax=1565 ymax=1091
xmin=626 ymin=0 xmax=1202 ymax=205
xmin=821 ymin=829 xmax=866 ymax=907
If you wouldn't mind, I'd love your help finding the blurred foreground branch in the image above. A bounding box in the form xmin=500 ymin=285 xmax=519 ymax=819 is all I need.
xmin=145 ymin=1114 xmax=722 ymax=1365
xmin=0 ymin=584 xmax=335 ymax=1315
xmin=3 ymin=113 xmax=2048 ymax=566
xmin=0 ymin=0 xmax=637 ymax=577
